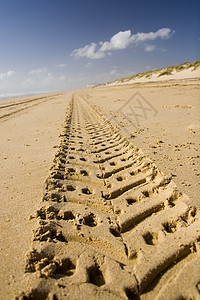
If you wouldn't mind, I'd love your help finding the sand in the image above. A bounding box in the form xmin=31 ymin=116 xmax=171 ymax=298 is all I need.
xmin=0 ymin=78 xmax=199 ymax=299
xmin=0 ymin=93 xmax=72 ymax=298
xmin=109 ymin=63 xmax=200 ymax=86
xmin=85 ymin=78 xmax=200 ymax=208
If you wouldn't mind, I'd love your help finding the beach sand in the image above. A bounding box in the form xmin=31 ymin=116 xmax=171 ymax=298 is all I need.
xmin=84 ymin=78 xmax=200 ymax=207
xmin=0 ymin=93 xmax=72 ymax=298
xmin=0 ymin=78 xmax=199 ymax=299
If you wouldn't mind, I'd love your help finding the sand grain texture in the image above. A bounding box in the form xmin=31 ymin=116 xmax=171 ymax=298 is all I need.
xmin=0 ymin=80 xmax=200 ymax=299
xmin=13 ymin=92 xmax=200 ymax=300
xmin=0 ymin=93 xmax=71 ymax=299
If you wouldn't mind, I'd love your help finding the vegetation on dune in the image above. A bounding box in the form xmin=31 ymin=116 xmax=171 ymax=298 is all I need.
xmin=137 ymin=71 xmax=152 ymax=78
xmin=158 ymin=70 xmax=172 ymax=77
xmin=116 ymin=75 xmax=136 ymax=83
xmin=175 ymin=62 xmax=191 ymax=71
xmin=158 ymin=66 xmax=174 ymax=77
xmin=112 ymin=60 xmax=200 ymax=84
xmin=174 ymin=60 xmax=200 ymax=71
xmin=191 ymin=60 xmax=200 ymax=71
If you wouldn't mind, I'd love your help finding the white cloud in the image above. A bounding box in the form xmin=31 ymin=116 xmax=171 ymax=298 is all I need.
xmin=71 ymin=28 xmax=174 ymax=59
xmin=0 ymin=69 xmax=81 ymax=98
xmin=93 ymin=68 xmax=136 ymax=84
xmin=131 ymin=28 xmax=173 ymax=43
xmin=22 ymin=78 xmax=34 ymax=85
xmin=110 ymin=69 xmax=118 ymax=76
xmin=23 ymin=72 xmax=53 ymax=86
xmin=100 ymin=30 xmax=132 ymax=51
xmin=145 ymin=44 xmax=156 ymax=52
xmin=0 ymin=92 xmax=27 ymax=99
xmin=72 ymin=42 xmax=105 ymax=59
xmin=7 ymin=70 xmax=17 ymax=77
xmin=0 ymin=70 xmax=17 ymax=80
xmin=0 ymin=73 xmax=6 ymax=80
xmin=59 ymin=75 xmax=66 ymax=80
xmin=29 ymin=68 xmax=47 ymax=75
xmin=67 ymin=74 xmax=85 ymax=83
xmin=57 ymin=64 xmax=67 ymax=67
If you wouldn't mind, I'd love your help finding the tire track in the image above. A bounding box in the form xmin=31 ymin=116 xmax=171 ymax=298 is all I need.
xmin=17 ymin=94 xmax=200 ymax=300
xmin=0 ymin=94 xmax=62 ymax=121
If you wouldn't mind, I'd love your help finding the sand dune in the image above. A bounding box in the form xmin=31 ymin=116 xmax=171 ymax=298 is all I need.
xmin=108 ymin=60 xmax=200 ymax=86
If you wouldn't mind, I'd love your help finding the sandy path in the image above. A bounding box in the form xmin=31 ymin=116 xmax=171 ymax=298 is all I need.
xmin=16 ymin=94 xmax=200 ymax=299
xmin=0 ymin=93 xmax=71 ymax=299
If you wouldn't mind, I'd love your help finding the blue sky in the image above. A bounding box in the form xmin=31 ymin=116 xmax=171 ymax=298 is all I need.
xmin=0 ymin=0 xmax=199 ymax=97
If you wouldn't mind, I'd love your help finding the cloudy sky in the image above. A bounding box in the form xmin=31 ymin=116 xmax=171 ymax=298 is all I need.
xmin=0 ymin=0 xmax=199 ymax=98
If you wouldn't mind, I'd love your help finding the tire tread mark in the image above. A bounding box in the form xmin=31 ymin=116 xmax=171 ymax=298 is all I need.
xmin=17 ymin=93 xmax=200 ymax=300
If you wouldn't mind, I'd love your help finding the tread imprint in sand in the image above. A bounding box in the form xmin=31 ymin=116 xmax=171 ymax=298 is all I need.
xmin=17 ymin=94 xmax=200 ymax=300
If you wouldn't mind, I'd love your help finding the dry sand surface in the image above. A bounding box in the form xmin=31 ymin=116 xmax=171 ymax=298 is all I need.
xmin=0 ymin=93 xmax=72 ymax=298
xmin=0 ymin=78 xmax=200 ymax=299
xmin=85 ymin=78 xmax=200 ymax=208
